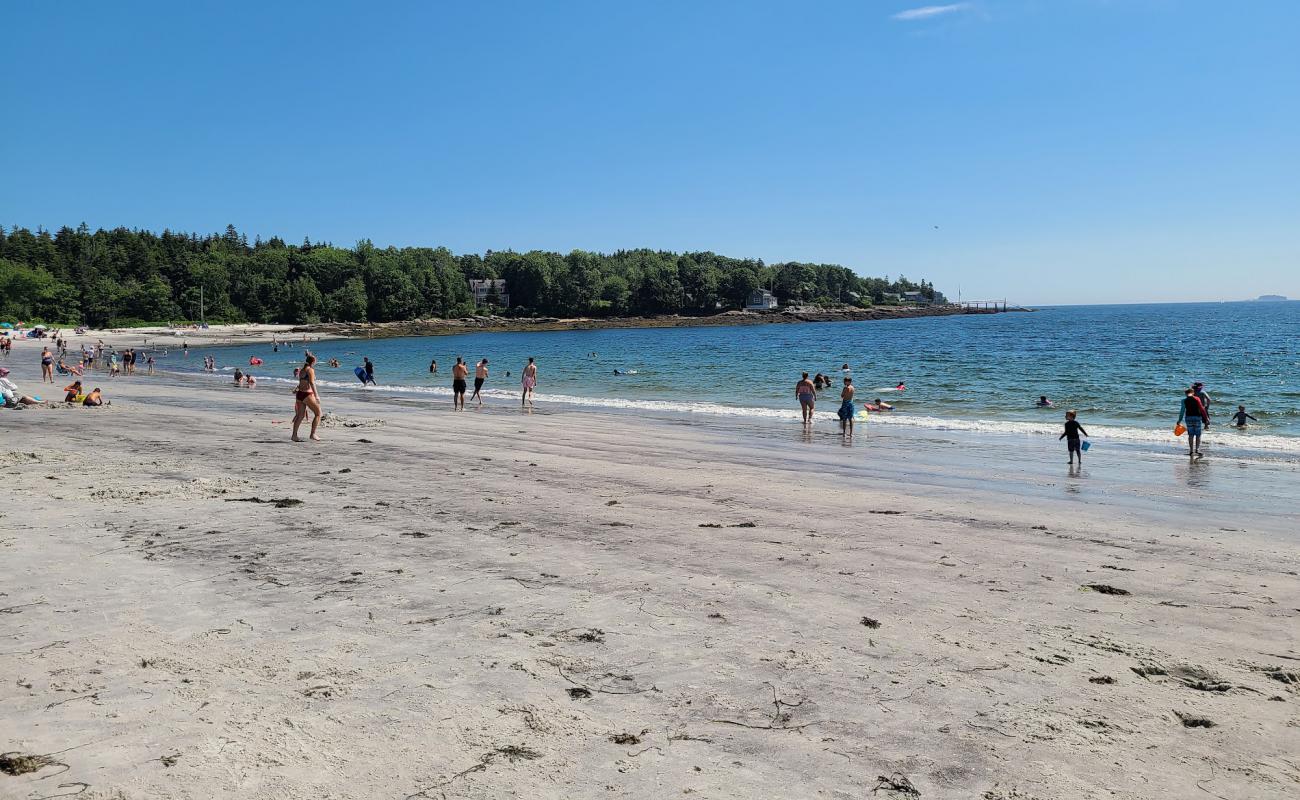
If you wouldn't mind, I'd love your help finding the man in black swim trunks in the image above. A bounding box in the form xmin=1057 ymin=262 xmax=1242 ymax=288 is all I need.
xmin=471 ymin=358 xmax=489 ymax=407
xmin=452 ymin=357 xmax=468 ymax=411
xmin=363 ymin=357 xmax=376 ymax=385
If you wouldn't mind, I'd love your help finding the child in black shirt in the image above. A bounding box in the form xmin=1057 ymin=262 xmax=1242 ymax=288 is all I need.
xmin=1060 ymin=410 xmax=1088 ymax=464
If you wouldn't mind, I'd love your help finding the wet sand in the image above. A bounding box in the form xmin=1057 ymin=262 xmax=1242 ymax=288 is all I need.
xmin=2 ymin=360 xmax=1298 ymax=799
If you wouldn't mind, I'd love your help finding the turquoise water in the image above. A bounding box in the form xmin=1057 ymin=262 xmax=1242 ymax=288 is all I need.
xmin=177 ymin=302 xmax=1300 ymax=455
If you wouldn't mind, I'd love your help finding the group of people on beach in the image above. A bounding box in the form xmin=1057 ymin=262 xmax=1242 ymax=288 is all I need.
xmin=0 ymin=365 xmax=103 ymax=408
xmin=1042 ymin=380 xmax=1261 ymax=465
xmin=289 ymin=352 xmax=540 ymax=441
xmin=794 ymin=364 xmax=901 ymax=437
xmin=1174 ymin=381 xmax=1258 ymax=459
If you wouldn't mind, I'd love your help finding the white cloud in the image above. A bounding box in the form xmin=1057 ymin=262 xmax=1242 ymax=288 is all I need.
xmin=892 ymin=3 xmax=971 ymax=21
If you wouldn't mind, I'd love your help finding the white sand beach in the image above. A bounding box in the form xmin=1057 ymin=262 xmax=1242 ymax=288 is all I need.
xmin=20 ymin=323 xmax=323 ymax=350
xmin=2 ymin=357 xmax=1298 ymax=800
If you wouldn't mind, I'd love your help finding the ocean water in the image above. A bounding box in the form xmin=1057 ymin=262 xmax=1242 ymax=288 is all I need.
xmin=174 ymin=302 xmax=1300 ymax=456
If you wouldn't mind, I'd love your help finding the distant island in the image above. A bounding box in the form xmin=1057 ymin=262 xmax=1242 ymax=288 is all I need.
xmin=1256 ymin=294 xmax=1288 ymax=302
xmin=0 ymin=223 xmax=951 ymax=328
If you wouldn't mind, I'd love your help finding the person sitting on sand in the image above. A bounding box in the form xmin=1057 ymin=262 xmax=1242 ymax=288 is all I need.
xmin=874 ymin=398 xmax=893 ymax=411
xmin=82 ymin=387 xmax=103 ymax=407
xmin=0 ymin=367 xmax=39 ymax=406
xmin=245 ymin=374 xmax=256 ymax=387
xmin=292 ymin=353 xmax=322 ymax=442
xmin=64 ymin=380 xmax=83 ymax=403
xmin=1231 ymin=405 xmax=1257 ymax=428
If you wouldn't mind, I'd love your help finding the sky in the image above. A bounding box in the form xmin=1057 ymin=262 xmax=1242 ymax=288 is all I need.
xmin=2 ymin=0 xmax=1297 ymax=305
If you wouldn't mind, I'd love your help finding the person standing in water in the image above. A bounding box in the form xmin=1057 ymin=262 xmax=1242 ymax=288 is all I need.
xmin=1060 ymin=410 xmax=1088 ymax=465
xmin=452 ymin=357 xmax=469 ymax=411
xmin=1192 ymin=382 xmax=1212 ymax=428
xmin=837 ymin=377 xmax=856 ymax=437
xmin=429 ymin=359 xmax=437 ymax=374
xmin=795 ymin=372 xmax=817 ymax=425
xmin=363 ymin=357 xmax=376 ymax=385
xmin=292 ymin=353 xmax=323 ymax=442
xmin=521 ymin=357 xmax=538 ymax=407
xmin=471 ymin=358 xmax=489 ymax=407
xmin=1231 ymin=405 xmax=1258 ymax=428
xmin=1178 ymin=387 xmax=1207 ymax=458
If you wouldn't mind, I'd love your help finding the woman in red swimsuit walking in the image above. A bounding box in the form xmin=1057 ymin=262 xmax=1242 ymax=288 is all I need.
xmin=292 ymin=353 xmax=323 ymax=442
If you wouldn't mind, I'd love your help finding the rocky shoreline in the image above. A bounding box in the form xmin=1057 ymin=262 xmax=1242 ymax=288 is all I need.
xmin=295 ymin=303 xmax=1019 ymax=339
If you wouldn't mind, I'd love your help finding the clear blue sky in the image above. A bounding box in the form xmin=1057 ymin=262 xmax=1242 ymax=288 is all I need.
xmin=3 ymin=1 xmax=1297 ymax=305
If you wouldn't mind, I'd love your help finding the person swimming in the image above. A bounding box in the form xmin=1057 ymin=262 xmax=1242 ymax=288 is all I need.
xmin=874 ymin=398 xmax=893 ymax=411
xmin=1036 ymin=396 xmax=1053 ymax=407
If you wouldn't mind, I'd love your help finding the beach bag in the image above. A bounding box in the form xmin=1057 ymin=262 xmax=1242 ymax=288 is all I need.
xmin=1174 ymin=423 xmax=1186 ymax=437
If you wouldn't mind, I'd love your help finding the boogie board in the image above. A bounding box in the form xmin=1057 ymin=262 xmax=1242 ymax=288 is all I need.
xmin=354 ymin=367 xmax=368 ymax=384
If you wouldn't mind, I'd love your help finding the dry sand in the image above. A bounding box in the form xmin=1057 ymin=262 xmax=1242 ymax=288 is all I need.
xmin=2 ymin=359 xmax=1298 ymax=800
xmin=16 ymin=323 xmax=323 ymax=350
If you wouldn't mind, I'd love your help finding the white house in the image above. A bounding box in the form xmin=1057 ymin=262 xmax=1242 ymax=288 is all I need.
xmin=745 ymin=289 xmax=778 ymax=310
xmin=469 ymin=279 xmax=509 ymax=308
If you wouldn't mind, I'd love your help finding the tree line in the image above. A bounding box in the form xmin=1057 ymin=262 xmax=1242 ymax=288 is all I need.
xmin=0 ymin=223 xmax=939 ymax=326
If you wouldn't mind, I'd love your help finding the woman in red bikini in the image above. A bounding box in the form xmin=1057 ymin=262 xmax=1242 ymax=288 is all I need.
xmin=292 ymin=353 xmax=323 ymax=442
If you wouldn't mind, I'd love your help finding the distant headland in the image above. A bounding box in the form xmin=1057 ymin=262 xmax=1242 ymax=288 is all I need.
xmin=1255 ymin=294 xmax=1288 ymax=302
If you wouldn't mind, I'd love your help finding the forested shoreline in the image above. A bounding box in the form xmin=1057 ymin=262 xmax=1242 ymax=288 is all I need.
xmin=0 ymin=224 xmax=938 ymax=326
